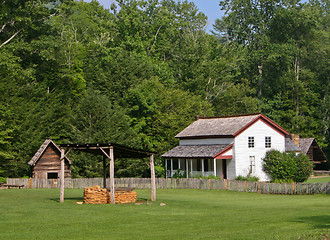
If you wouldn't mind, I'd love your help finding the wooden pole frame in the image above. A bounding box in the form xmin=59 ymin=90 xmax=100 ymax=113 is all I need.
xmin=109 ymin=147 xmax=115 ymax=204
xmin=103 ymin=155 xmax=107 ymax=189
xmin=59 ymin=143 xmax=156 ymax=204
xmin=60 ymin=149 xmax=65 ymax=203
xmin=150 ymin=154 xmax=156 ymax=201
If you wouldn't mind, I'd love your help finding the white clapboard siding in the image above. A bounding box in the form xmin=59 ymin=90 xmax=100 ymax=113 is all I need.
xmin=234 ymin=119 xmax=285 ymax=181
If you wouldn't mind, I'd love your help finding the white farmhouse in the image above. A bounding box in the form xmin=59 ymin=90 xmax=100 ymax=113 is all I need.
xmin=162 ymin=113 xmax=327 ymax=181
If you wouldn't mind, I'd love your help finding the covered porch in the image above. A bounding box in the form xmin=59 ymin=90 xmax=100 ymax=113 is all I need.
xmin=165 ymin=158 xmax=228 ymax=179
xmin=162 ymin=144 xmax=233 ymax=179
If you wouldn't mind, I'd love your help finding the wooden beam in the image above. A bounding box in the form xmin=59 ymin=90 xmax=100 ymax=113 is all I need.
xmin=100 ymin=147 xmax=111 ymax=159
xmin=109 ymin=147 xmax=115 ymax=204
xmin=103 ymin=155 xmax=107 ymax=188
xmin=150 ymin=154 xmax=156 ymax=201
xmin=63 ymin=148 xmax=71 ymax=158
xmin=60 ymin=148 xmax=65 ymax=203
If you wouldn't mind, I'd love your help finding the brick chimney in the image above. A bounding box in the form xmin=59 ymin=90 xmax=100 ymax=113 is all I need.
xmin=290 ymin=134 xmax=300 ymax=147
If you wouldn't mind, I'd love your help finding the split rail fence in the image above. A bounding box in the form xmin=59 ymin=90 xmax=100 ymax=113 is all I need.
xmin=6 ymin=178 xmax=330 ymax=195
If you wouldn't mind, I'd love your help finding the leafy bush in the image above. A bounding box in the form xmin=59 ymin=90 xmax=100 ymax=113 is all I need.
xmin=154 ymin=166 xmax=165 ymax=178
xmin=0 ymin=177 xmax=6 ymax=183
xmin=202 ymin=175 xmax=222 ymax=180
xmin=293 ymin=153 xmax=313 ymax=182
xmin=262 ymin=150 xmax=313 ymax=182
xmin=172 ymin=169 xmax=186 ymax=178
xmin=281 ymin=152 xmax=298 ymax=180
xmin=191 ymin=174 xmax=221 ymax=180
xmin=262 ymin=150 xmax=287 ymax=180
xmin=235 ymin=175 xmax=259 ymax=182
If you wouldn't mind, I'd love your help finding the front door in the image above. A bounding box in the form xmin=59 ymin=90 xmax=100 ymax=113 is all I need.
xmin=222 ymin=160 xmax=227 ymax=179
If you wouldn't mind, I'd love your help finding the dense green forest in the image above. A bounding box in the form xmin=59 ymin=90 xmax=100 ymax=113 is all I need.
xmin=0 ymin=0 xmax=329 ymax=178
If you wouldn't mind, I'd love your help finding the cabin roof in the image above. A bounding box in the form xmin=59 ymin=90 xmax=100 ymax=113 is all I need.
xmin=285 ymin=138 xmax=301 ymax=152
xmin=299 ymin=138 xmax=315 ymax=154
xmin=161 ymin=144 xmax=230 ymax=159
xmin=175 ymin=113 xmax=289 ymax=139
xmin=28 ymin=139 xmax=71 ymax=166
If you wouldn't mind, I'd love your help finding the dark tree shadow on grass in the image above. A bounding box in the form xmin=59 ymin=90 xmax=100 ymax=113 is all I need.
xmin=294 ymin=215 xmax=330 ymax=229
xmin=50 ymin=197 xmax=83 ymax=203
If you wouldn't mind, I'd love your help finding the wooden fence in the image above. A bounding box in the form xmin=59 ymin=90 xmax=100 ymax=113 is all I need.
xmin=6 ymin=178 xmax=330 ymax=195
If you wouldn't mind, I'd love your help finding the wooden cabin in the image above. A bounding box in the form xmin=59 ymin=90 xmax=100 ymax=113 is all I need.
xmin=28 ymin=139 xmax=71 ymax=179
xmin=296 ymin=137 xmax=328 ymax=170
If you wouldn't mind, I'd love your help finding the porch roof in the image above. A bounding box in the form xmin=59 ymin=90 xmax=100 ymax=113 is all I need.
xmin=161 ymin=144 xmax=230 ymax=159
xmin=285 ymin=138 xmax=301 ymax=152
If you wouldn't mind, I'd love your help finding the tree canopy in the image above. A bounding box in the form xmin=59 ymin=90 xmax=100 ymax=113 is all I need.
xmin=0 ymin=0 xmax=328 ymax=178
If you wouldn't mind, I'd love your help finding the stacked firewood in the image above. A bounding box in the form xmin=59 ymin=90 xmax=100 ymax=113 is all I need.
xmin=83 ymin=185 xmax=137 ymax=204
xmin=115 ymin=190 xmax=137 ymax=204
xmin=83 ymin=185 xmax=109 ymax=204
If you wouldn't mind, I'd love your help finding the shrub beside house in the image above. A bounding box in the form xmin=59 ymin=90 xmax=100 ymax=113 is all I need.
xmin=262 ymin=150 xmax=313 ymax=182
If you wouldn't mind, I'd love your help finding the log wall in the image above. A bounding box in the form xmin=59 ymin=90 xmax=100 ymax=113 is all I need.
xmin=6 ymin=178 xmax=330 ymax=195
xmin=32 ymin=144 xmax=71 ymax=179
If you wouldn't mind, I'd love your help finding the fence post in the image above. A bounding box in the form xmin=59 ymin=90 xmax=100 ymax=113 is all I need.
xmin=292 ymin=182 xmax=295 ymax=194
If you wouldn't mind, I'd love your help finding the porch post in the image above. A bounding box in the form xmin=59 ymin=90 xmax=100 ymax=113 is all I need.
xmin=202 ymin=159 xmax=204 ymax=176
xmin=109 ymin=146 xmax=115 ymax=204
xmin=60 ymin=148 xmax=65 ymax=203
xmin=178 ymin=159 xmax=181 ymax=169
xmin=190 ymin=159 xmax=193 ymax=176
xmin=150 ymin=154 xmax=156 ymax=201
xmin=165 ymin=159 xmax=168 ymax=178
xmin=186 ymin=159 xmax=189 ymax=178
xmin=214 ymin=159 xmax=217 ymax=177
xmin=171 ymin=159 xmax=173 ymax=177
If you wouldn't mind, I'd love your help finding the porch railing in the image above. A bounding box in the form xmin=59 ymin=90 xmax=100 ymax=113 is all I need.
xmin=166 ymin=170 xmax=215 ymax=178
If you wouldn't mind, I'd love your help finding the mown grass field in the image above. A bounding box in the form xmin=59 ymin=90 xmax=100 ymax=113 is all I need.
xmin=307 ymin=177 xmax=330 ymax=183
xmin=0 ymin=188 xmax=329 ymax=240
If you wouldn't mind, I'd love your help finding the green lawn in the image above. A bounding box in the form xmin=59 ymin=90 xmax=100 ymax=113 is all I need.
xmin=0 ymin=189 xmax=329 ymax=240
xmin=307 ymin=177 xmax=330 ymax=183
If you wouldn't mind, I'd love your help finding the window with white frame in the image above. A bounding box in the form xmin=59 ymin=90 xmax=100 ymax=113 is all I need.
xmin=248 ymin=136 xmax=255 ymax=148
xmin=265 ymin=136 xmax=271 ymax=148
xmin=249 ymin=156 xmax=256 ymax=175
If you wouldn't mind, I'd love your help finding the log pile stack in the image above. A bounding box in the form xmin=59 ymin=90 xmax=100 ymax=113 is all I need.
xmin=115 ymin=189 xmax=137 ymax=204
xmin=83 ymin=185 xmax=137 ymax=204
xmin=83 ymin=185 xmax=109 ymax=204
